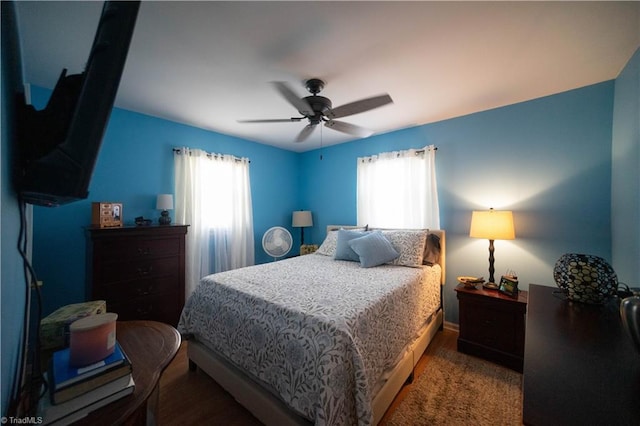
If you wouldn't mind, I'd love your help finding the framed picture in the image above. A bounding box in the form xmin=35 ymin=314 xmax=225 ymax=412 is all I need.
xmin=499 ymin=275 xmax=519 ymax=298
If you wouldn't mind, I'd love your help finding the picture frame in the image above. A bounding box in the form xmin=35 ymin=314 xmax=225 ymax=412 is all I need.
xmin=499 ymin=275 xmax=519 ymax=298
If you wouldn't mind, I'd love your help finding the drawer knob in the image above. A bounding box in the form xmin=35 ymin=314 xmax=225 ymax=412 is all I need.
xmin=136 ymin=285 xmax=153 ymax=296
xmin=137 ymin=266 xmax=153 ymax=276
xmin=136 ymin=305 xmax=153 ymax=316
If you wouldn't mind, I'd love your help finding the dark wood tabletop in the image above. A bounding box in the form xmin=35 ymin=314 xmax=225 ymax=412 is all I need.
xmin=75 ymin=320 xmax=180 ymax=425
xmin=523 ymin=284 xmax=640 ymax=426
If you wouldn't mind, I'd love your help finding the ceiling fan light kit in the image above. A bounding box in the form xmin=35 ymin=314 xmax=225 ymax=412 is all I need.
xmin=239 ymin=78 xmax=393 ymax=143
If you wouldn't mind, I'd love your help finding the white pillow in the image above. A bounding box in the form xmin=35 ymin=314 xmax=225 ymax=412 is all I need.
xmin=381 ymin=230 xmax=428 ymax=267
xmin=316 ymin=230 xmax=338 ymax=256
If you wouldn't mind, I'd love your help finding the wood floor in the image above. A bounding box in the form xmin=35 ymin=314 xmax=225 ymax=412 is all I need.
xmin=158 ymin=328 xmax=458 ymax=425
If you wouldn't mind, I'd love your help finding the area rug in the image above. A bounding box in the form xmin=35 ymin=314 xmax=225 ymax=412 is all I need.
xmin=385 ymin=348 xmax=522 ymax=425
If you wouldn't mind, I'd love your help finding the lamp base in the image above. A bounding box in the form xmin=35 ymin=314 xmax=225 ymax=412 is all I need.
xmin=159 ymin=210 xmax=172 ymax=225
xmin=483 ymin=282 xmax=499 ymax=290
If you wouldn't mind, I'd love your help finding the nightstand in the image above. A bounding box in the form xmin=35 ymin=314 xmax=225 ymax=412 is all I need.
xmin=455 ymin=284 xmax=528 ymax=372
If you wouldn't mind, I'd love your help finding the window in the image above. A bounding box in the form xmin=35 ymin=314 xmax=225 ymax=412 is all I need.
xmin=357 ymin=145 xmax=439 ymax=229
xmin=174 ymin=148 xmax=254 ymax=295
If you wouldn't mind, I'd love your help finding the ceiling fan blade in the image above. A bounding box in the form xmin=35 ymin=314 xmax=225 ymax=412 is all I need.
xmin=295 ymin=124 xmax=316 ymax=143
xmin=272 ymin=81 xmax=314 ymax=116
xmin=326 ymin=94 xmax=393 ymax=119
xmin=324 ymin=120 xmax=373 ymax=138
xmin=237 ymin=118 xmax=303 ymax=123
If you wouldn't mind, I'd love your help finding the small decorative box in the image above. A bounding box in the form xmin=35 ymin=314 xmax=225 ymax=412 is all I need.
xmin=40 ymin=300 xmax=107 ymax=351
xmin=91 ymin=202 xmax=123 ymax=228
xmin=300 ymin=244 xmax=319 ymax=255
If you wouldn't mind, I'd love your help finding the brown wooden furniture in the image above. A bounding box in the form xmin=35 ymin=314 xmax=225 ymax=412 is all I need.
xmin=455 ymin=284 xmax=528 ymax=372
xmin=523 ymin=284 xmax=640 ymax=426
xmin=75 ymin=321 xmax=180 ymax=425
xmin=87 ymin=225 xmax=188 ymax=326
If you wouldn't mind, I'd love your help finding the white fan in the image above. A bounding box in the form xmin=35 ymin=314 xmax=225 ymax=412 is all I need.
xmin=262 ymin=226 xmax=293 ymax=260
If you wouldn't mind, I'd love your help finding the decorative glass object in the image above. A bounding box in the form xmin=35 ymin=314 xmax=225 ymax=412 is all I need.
xmin=553 ymin=253 xmax=617 ymax=304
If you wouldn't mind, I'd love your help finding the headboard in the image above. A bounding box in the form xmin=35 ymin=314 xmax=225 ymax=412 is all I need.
xmin=326 ymin=225 xmax=446 ymax=285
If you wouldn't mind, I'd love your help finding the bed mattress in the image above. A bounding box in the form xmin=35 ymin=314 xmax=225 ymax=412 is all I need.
xmin=178 ymin=253 xmax=441 ymax=425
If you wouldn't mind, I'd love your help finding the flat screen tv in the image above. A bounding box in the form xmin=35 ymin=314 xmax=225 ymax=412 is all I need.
xmin=16 ymin=1 xmax=140 ymax=206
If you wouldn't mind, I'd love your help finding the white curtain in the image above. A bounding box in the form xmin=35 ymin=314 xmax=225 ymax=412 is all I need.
xmin=174 ymin=147 xmax=254 ymax=297
xmin=357 ymin=145 xmax=439 ymax=229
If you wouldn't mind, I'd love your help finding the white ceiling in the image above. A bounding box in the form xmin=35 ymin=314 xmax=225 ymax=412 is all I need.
xmin=15 ymin=1 xmax=640 ymax=152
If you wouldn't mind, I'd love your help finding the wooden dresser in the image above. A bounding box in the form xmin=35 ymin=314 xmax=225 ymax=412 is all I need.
xmin=87 ymin=225 xmax=188 ymax=326
xmin=523 ymin=284 xmax=640 ymax=426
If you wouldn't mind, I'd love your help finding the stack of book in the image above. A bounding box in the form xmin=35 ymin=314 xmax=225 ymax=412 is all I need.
xmin=39 ymin=341 xmax=134 ymax=425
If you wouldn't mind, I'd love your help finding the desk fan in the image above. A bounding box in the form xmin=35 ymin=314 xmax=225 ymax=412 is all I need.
xmin=262 ymin=226 xmax=293 ymax=261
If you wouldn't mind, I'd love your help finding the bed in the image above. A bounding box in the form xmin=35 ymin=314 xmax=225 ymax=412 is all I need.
xmin=178 ymin=226 xmax=446 ymax=425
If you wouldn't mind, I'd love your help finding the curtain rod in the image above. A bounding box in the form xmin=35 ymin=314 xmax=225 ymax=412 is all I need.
xmin=360 ymin=145 xmax=438 ymax=162
xmin=173 ymin=148 xmax=250 ymax=163
xmin=174 ymin=145 xmax=437 ymax=163
xmin=415 ymin=146 xmax=438 ymax=154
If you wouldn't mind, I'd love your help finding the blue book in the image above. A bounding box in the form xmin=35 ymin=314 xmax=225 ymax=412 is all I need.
xmin=51 ymin=341 xmax=129 ymax=389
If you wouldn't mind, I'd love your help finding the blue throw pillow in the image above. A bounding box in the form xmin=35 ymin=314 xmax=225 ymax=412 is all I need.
xmin=334 ymin=229 xmax=368 ymax=261
xmin=348 ymin=231 xmax=399 ymax=268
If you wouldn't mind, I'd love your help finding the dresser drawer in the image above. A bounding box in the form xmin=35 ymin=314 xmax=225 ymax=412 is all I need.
xmin=108 ymin=292 xmax=181 ymax=324
xmin=462 ymin=305 xmax=518 ymax=353
xmin=96 ymin=256 xmax=179 ymax=284
xmin=93 ymin=275 xmax=178 ymax=301
xmin=97 ymin=237 xmax=181 ymax=262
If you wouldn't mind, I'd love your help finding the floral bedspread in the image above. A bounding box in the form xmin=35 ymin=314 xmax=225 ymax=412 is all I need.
xmin=178 ymin=254 xmax=441 ymax=425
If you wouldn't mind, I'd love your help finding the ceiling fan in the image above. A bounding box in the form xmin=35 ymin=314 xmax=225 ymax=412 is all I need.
xmin=238 ymin=78 xmax=393 ymax=143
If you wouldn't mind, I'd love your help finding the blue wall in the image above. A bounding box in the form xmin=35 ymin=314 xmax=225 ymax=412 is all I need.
xmin=611 ymin=47 xmax=640 ymax=284
xmin=29 ymin=86 xmax=300 ymax=316
xmin=300 ymin=82 xmax=615 ymax=324
xmin=21 ymin=76 xmax=630 ymax=329
xmin=26 ymin=79 xmax=619 ymax=326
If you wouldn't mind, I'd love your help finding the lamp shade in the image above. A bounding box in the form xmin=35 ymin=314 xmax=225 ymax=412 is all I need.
xmin=292 ymin=210 xmax=313 ymax=227
xmin=156 ymin=194 xmax=174 ymax=210
xmin=470 ymin=209 xmax=515 ymax=240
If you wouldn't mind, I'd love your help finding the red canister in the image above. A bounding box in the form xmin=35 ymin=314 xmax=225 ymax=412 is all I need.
xmin=69 ymin=313 xmax=118 ymax=367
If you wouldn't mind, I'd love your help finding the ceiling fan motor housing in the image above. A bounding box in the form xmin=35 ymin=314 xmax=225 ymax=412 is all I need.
xmin=303 ymin=95 xmax=332 ymax=123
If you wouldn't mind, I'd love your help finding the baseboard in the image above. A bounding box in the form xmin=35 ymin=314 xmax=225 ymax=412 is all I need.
xmin=444 ymin=321 xmax=459 ymax=332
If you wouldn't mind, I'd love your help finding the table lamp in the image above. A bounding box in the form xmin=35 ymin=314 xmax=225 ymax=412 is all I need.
xmin=470 ymin=208 xmax=515 ymax=286
xmin=156 ymin=194 xmax=174 ymax=225
xmin=292 ymin=210 xmax=313 ymax=245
